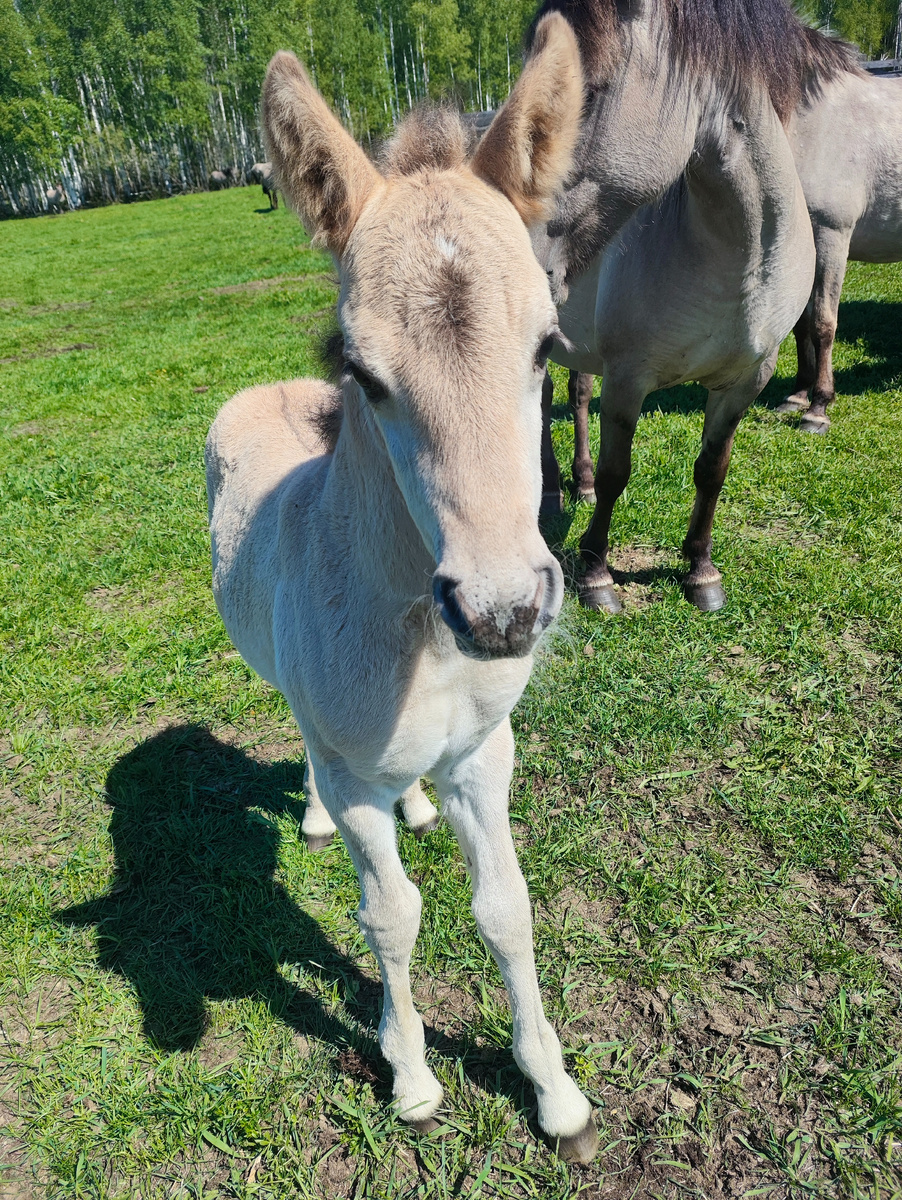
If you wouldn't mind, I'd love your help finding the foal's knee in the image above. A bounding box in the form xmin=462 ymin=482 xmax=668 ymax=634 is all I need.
xmin=358 ymin=876 xmax=422 ymax=959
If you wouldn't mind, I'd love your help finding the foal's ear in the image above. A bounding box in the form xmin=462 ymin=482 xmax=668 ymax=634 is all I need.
xmin=471 ymin=13 xmax=583 ymax=226
xmin=262 ymin=51 xmax=381 ymax=256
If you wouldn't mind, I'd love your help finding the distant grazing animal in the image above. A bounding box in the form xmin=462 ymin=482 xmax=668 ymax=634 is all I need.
xmin=206 ymin=18 xmax=600 ymax=1160
xmin=528 ymin=0 xmax=857 ymax=614
xmin=777 ymin=68 xmax=902 ymax=432
xmin=208 ymin=170 xmax=231 ymax=191
xmin=45 ymin=185 xmax=65 ymax=213
xmin=247 ymin=161 xmax=278 ymax=209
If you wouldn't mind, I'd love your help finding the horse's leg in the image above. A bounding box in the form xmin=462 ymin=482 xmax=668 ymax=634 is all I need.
xmin=776 ymin=303 xmax=816 ymax=413
xmin=799 ymin=231 xmax=850 ymax=435
xmin=578 ymin=372 xmax=646 ymax=613
xmin=316 ymin=757 xmax=444 ymax=1128
xmin=301 ymin=757 xmax=336 ymax=851
xmin=399 ymin=781 xmax=439 ymax=838
xmin=540 ymin=370 xmax=563 ymax=516
xmin=682 ymin=370 xmax=769 ymax=610
xmin=569 ymin=371 xmax=596 ymax=501
xmin=434 ymin=721 xmax=596 ymax=1163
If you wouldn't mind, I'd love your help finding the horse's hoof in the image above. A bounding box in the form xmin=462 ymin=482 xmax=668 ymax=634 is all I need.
xmin=775 ymin=396 xmax=809 ymax=414
xmin=799 ymin=413 xmax=830 ymax=435
xmin=553 ymin=1117 xmax=599 ymax=1164
xmin=540 ymin=491 xmax=564 ymax=517
xmin=575 ymin=489 xmax=596 ymax=505
xmin=412 ymin=814 xmax=439 ymax=840
xmin=304 ymin=831 xmax=335 ymax=852
xmin=408 ymin=1116 xmax=442 ymax=1135
xmin=685 ymin=579 xmax=726 ymax=612
xmin=580 ymin=583 xmax=622 ymax=614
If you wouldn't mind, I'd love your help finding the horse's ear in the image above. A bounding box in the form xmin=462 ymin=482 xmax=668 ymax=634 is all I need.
xmin=471 ymin=13 xmax=583 ymax=226
xmin=262 ymin=52 xmax=381 ymax=256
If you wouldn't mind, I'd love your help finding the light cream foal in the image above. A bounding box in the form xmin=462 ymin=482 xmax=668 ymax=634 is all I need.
xmin=205 ymin=16 xmax=598 ymax=1161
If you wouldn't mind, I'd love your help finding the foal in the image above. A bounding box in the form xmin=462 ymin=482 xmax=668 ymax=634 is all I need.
xmin=206 ymin=17 xmax=597 ymax=1160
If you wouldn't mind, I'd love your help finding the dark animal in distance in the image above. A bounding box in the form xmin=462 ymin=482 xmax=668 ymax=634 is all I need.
xmin=247 ymin=162 xmax=278 ymax=209
xmin=45 ymin=185 xmax=65 ymax=213
xmin=208 ymin=168 xmax=240 ymax=191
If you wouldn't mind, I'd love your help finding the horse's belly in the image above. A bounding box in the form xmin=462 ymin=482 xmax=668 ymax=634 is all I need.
xmin=849 ymin=210 xmax=902 ymax=263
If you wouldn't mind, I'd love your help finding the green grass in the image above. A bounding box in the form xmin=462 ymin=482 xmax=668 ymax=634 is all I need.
xmin=1 ymin=189 xmax=901 ymax=1199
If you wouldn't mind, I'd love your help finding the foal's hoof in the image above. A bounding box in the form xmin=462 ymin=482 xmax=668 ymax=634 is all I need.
xmin=799 ymin=412 xmax=830 ymax=435
xmin=412 ymin=814 xmax=440 ymax=840
xmin=304 ymin=831 xmax=335 ymax=852
xmin=579 ymin=583 xmax=622 ymax=614
xmin=540 ymin=490 xmax=564 ymax=517
xmin=684 ymin=579 xmax=726 ymax=612
xmin=553 ymin=1117 xmax=599 ymax=1164
xmin=408 ymin=1116 xmax=443 ymax=1136
xmin=775 ymin=396 xmax=809 ymax=414
xmin=575 ymin=488 xmax=596 ymax=505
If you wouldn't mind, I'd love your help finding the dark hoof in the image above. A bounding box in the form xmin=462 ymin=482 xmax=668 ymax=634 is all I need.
xmin=799 ymin=413 xmax=830 ymax=435
xmin=408 ymin=1116 xmax=442 ymax=1135
xmin=579 ymin=583 xmax=622 ymax=614
xmin=304 ymin=831 xmax=335 ymax=852
xmin=412 ymin=814 xmax=439 ymax=840
xmin=775 ymin=396 xmax=809 ymax=414
xmin=553 ymin=1117 xmax=599 ymax=1164
xmin=685 ymin=579 xmax=726 ymax=612
xmin=540 ymin=490 xmax=564 ymax=517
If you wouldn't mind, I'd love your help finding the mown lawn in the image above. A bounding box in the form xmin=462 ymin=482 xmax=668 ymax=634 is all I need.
xmin=0 ymin=188 xmax=900 ymax=1200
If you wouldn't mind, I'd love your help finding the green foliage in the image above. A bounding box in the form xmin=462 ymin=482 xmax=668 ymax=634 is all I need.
xmin=807 ymin=0 xmax=899 ymax=57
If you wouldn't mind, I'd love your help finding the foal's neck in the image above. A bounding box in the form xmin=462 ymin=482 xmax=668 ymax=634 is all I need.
xmin=323 ymin=393 xmax=435 ymax=608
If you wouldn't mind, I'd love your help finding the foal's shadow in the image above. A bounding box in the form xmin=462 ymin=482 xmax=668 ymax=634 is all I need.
xmin=55 ymin=726 xmax=533 ymax=1114
xmin=56 ymin=725 xmax=381 ymax=1055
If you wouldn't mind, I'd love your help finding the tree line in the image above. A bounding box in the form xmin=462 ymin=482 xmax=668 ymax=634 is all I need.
xmin=1 ymin=0 xmax=898 ymax=216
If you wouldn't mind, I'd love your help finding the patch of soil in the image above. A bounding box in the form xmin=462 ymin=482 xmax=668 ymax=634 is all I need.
xmin=608 ymin=545 xmax=675 ymax=608
xmin=0 ymin=343 xmax=95 ymax=366
xmin=210 ymin=273 xmax=335 ymax=295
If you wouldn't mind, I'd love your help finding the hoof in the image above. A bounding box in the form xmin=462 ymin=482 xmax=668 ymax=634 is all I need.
xmin=799 ymin=413 xmax=830 ymax=435
xmin=553 ymin=1117 xmax=599 ymax=1164
xmin=304 ymin=831 xmax=335 ymax=852
xmin=685 ymin=579 xmax=726 ymax=612
xmin=412 ymin=814 xmax=439 ymax=840
xmin=408 ymin=1116 xmax=442 ymax=1135
xmin=540 ymin=491 xmax=564 ymax=517
xmin=580 ymin=583 xmax=622 ymax=614
xmin=775 ymin=396 xmax=809 ymax=414
xmin=575 ymin=489 xmax=596 ymax=505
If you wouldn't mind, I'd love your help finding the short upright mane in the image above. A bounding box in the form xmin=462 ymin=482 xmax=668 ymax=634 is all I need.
xmin=530 ymin=0 xmax=861 ymax=120
xmin=378 ymin=106 xmax=468 ymax=176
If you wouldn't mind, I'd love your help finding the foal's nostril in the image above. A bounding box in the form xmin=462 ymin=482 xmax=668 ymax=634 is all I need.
xmin=433 ymin=574 xmax=472 ymax=639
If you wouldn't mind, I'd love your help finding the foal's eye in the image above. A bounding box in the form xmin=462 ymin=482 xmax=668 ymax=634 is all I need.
xmin=535 ymin=334 xmax=557 ymax=369
xmin=347 ymin=362 xmax=387 ymax=403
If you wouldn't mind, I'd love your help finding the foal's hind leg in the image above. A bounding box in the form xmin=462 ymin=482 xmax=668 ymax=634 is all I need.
xmin=315 ymin=758 xmax=444 ymax=1128
xmin=434 ymin=721 xmax=596 ymax=1162
xmin=301 ymin=758 xmax=336 ymax=851
xmin=569 ymin=371 xmax=596 ymax=501
xmin=399 ymin=781 xmax=439 ymax=838
xmin=683 ymin=371 xmax=768 ymax=610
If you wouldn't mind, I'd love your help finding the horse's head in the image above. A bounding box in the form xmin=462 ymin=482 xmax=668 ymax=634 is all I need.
xmin=262 ymin=15 xmax=582 ymax=659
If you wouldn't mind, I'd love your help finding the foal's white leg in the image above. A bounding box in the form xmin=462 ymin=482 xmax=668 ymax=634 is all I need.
xmin=399 ymin=780 xmax=439 ymax=838
xmin=315 ymin=759 xmax=444 ymax=1127
xmin=301 ymin=758 xmax=337 ymax=850
xmin=434 ymin=720 xmax=596 ymax=1162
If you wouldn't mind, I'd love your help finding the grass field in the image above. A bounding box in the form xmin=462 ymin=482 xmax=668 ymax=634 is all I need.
xmin=1 ymin=187 xmax=901 ymax=1200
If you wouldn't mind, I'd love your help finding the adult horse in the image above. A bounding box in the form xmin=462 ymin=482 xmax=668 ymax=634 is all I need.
xmin=247 ymin=161 xmax=278 ymax=209
xmin=206 ymin=17 xmax=599 ymax=1159
xmin=531 ymin=0 xmax=854 ymax=613
xmin=777 ymin=68 xmax=902 ymax=432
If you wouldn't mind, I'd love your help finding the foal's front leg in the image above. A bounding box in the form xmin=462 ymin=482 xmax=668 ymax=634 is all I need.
xmin=313 ymin=757 xmax=444 ymax=1128
xmin=434 ymin=721 xmax=597 ymax=1163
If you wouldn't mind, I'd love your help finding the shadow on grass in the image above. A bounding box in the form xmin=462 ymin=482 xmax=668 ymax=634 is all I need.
xmin=54 ymin=724 xmax=537 ymax=1117
xmin=56 ymin=724 xmax=382 ymax=1055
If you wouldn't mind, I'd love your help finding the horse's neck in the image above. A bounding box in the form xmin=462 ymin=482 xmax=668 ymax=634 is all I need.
xmin=322 ymin=397 xmax=435 ymax=608
xmin=686 ymin=84 xmax=802 ymax=274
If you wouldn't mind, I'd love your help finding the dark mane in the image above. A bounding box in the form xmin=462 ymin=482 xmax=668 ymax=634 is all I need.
xmin=529 ymin=0 xmax=862 ymax=119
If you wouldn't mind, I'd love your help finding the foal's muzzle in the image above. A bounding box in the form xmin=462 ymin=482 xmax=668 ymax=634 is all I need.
xmin=433 ymin=561 xmax=564 ymax=658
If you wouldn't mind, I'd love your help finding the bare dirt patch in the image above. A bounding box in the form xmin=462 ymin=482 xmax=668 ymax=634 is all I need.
xmin=210 ymin=273 xmax=334 ymax=295
xmin=0 ymin=343 xmax=95 ymax=366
